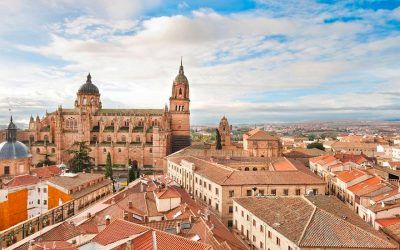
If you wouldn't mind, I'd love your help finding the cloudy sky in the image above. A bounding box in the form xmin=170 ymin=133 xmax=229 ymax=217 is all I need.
xmin=0 ymin=0 xmax=399 ymax=126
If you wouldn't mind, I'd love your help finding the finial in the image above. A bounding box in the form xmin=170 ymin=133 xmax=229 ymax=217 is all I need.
xmin=10 ymin=115 xmax=13 ymax=123
xmin=180 ymin=56 xmax=183 ymax=67
xmin=179 ymin=57 xmax=184 ymax=74
xmin=87 ymin=72 xmax=92 ymax=83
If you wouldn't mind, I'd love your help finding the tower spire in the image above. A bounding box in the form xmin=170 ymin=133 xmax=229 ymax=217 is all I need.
xmin=86 ymin=72 xmax=92 ymax=83
xmin=6 ymin=115 xmax=17 ymax=142
xmin=179 ymin=57 xmax=184 ymax=75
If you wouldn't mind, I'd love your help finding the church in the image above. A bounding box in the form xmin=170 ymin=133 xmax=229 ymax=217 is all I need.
xmin=8 ymin=62 xmax=191 ymax=169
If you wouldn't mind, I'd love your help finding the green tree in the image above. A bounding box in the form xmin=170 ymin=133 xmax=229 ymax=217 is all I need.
xmin=307 ymin=142 xmax=325 ymax=151
xmin=36 ymin=153 xmax=56 ymax=167
xmin=215 ymin=128 xmax=222 ymax=150
xmin=66 ymin=141 xmax=94 ymax=173
xmin=105 ymin=152 xmax=113 ymax=179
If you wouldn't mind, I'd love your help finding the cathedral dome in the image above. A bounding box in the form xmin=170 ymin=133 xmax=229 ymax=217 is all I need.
xmin=78 ymin=73 xmax=99 ymax=94
xmin=0 ymin=141 xmax=31 ymax=160
xmin=0 ymin=117 xmax=31 ymax=160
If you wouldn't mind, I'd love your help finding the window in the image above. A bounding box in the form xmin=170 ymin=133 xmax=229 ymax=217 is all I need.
xmin=244 ymin=167 xmax=249 ymax=171
xmin=38 ymin=188 xmax=40 ymax=192
xmin=136 ymin=135 xmax=140 ymax=142
xmin=246 ymin=215 xmax=249 ymax=221
xmin=43 ymin=188 xmax=47 ymax=193
xmin=208 ymin=198 xmax=211 ymax=205
xmin=247 ymin=190 xmax=252 ymax=196
xmin=149 ymin=148 xmax=152 ymax=153
xmin=215 ymin=188 xmax=219 ymax=195
xmin=204 ymin=181 xmax=206 ymax=188
xmin=259 ymin=189 xmax=264 ymax=195
xmin=215 ymin=203 xmax=219 ymax=210
xmin=229 ymin=206 xmax=233 ymax=214
xmin=271 ymin=189 xmax=276 ymax=196
xmin=44 ymin=135 xmax=49 ymax=142
xmin=122 ymin=135 xmax=126 ymax=142
xmin=51 ymin=148 xmax=55 ymax=154
xmin=4 ymin=166 xmax=10 ymax=175
xmin=253 ymin=235 xmax=256 ymax=242
xmin=235 ymin=206 xmax=238 ymax=212
xmin=260 ymin=225 xmax=264 ymax=232
xmin=195 ymin=177 xmax=198 ymax=183
xmin=37 ymin=199 xmax=40 ymax=205
xmin=199 ymin=180 xmax=202 ymax=185
xmin=43 ymin=200 xmax=47 ymax=205
xmin=241 ymin=211 xmax=244 ymax=217
xmin=260 ymin=242 xmax=263 ymax=249
xmin=208 ymin=184 xmax=211 ymax=191
xmin=107 ymin=135 xmax=111 ymax=142
xmin=103 ymin=148 xmax=106 ymax=153
xmin=283 ymin=189 xmax=289 ymax=196
xmin=253 ymin=219 xmax=256 ymax=227
xmin=36 ymin=148 xmax=40 ymax=153
xmin=118 ymin=148 xmax=122 ymax=153
xmin=288 ymin=247 xmax=293 ymax=250
xmin=313 ymin=189 xmax=319 ymax=195
xmin=268 ymin=231 xmax=272 ymax=238
xmin=276 ymin=237 xmax=280 ymax=246
xmin=229 ymin=190 xmax=234 ymax=197
xmin=228 ymin=220 xmax=233 ymax=228
xmin=296 ymin=189 xmax=301 ymax=195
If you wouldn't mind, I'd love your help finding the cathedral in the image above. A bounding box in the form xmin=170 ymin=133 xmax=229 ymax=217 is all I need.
xmin=8 ymin=62 xmax=191 ymax=169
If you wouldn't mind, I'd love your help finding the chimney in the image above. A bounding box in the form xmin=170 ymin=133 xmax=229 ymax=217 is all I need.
xmin=176 ymin=222 xmax=181 ymax=234
xmin=105 ymin=215 xmax=111 ymax=225
xmin=123 ymin=211 xmax=129 ymax=220
xmin=128 ymin=201 xmax=133 ymax=209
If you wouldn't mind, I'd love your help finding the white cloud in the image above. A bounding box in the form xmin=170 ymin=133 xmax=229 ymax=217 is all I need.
xmin=1 ymin=2 xmax=400 ymax=125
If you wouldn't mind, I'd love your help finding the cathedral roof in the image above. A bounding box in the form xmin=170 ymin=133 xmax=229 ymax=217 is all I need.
xmin=78 ymin=73 xmax=100 ymax=95
xmin=174 ymin=59 xmax=188 ymax=85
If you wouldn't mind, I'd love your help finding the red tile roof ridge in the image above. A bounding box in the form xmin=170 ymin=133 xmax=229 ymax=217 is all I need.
xmin=297 ymin=197 xmax=318 ymax=245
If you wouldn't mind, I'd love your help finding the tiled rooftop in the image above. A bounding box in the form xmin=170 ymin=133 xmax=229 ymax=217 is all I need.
xmin=234 ymin=196 xmax=396 ymax=249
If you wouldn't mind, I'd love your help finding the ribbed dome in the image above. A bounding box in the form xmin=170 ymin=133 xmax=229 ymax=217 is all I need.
xmin=78 ymin=73 xmax=99 ymax=94
xmin=0 ymin=116 xmax=31 ymax=160
xmin=0 ymin=141 xmax=31 ymax=160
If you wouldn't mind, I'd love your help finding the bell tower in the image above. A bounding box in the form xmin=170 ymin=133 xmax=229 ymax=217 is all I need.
xmin=218 ymin=116 xmax=231 ymax=146
xmin=75 ymin=73 xmax=102 ymax=113
xmin=169 ymin=59 xmax=191 ymax=152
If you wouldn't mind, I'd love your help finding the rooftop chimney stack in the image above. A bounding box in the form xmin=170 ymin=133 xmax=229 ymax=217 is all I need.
xmin=128 ymin=201 xmax=133 ymax=208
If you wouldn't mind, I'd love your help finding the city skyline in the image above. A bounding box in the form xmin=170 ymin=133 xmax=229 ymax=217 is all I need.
xmin=1 ymin=0 xmax=400 ymax=125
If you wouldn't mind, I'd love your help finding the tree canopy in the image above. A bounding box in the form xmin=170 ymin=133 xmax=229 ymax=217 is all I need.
xmin=66 ymin=141 xmax=94 ymax=173
xmin=307 ymin=142 xmax=325 ymax=151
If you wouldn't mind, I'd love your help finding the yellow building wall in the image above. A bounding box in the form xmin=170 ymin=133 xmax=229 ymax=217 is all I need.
xmin=48 ymin=185 xmax=72 ymax=209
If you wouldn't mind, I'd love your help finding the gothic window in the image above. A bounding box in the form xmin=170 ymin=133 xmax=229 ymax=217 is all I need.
xmin=124 ymin=120 xmax=129 ymax=127
xmin=179 ymin=88 xmax=182 ymax=96
xmin=122 ymin=135 xmax=126 ymax=142
xmin=244 ymin=167 xmax=249 ymax=171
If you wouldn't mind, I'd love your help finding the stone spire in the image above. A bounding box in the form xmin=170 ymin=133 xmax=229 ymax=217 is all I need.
xmin=179 ymin=57 xmax=184 ymax=75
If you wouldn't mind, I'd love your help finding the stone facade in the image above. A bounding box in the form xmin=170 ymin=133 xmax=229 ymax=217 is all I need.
xmin=3 ymin=62 xmax=191 ymax=169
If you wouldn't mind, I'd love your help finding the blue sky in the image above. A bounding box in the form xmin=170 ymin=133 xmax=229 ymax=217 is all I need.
xmin=0 ymin=0 xmax=399 ymax=125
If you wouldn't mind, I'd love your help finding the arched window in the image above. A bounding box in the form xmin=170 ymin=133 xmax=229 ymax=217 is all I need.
xmin=107 ymin=135 xmax=111 ymax=142
xmin=179 ymin=88 xmax=182 ymax=96
xmin=122 ymin=135 xmax=126 ymax=142
xmin=244 ymin=167 xmax=249 ymax=171
xmin=118 ymin=148 xmax=122 ymax=153
xmin=90 ymin=97 xmax=94 ymax=104
xmin=82 ymin=97 xmax=87 ymax=105
xmin=253 ymin=167 xmax=258 ymax=171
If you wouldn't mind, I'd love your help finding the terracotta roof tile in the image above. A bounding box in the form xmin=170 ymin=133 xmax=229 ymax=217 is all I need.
xmin=336 ymin=169 xmax=368 ymax=183
xmin=4 ymin=174 xmax=39 ymax=188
